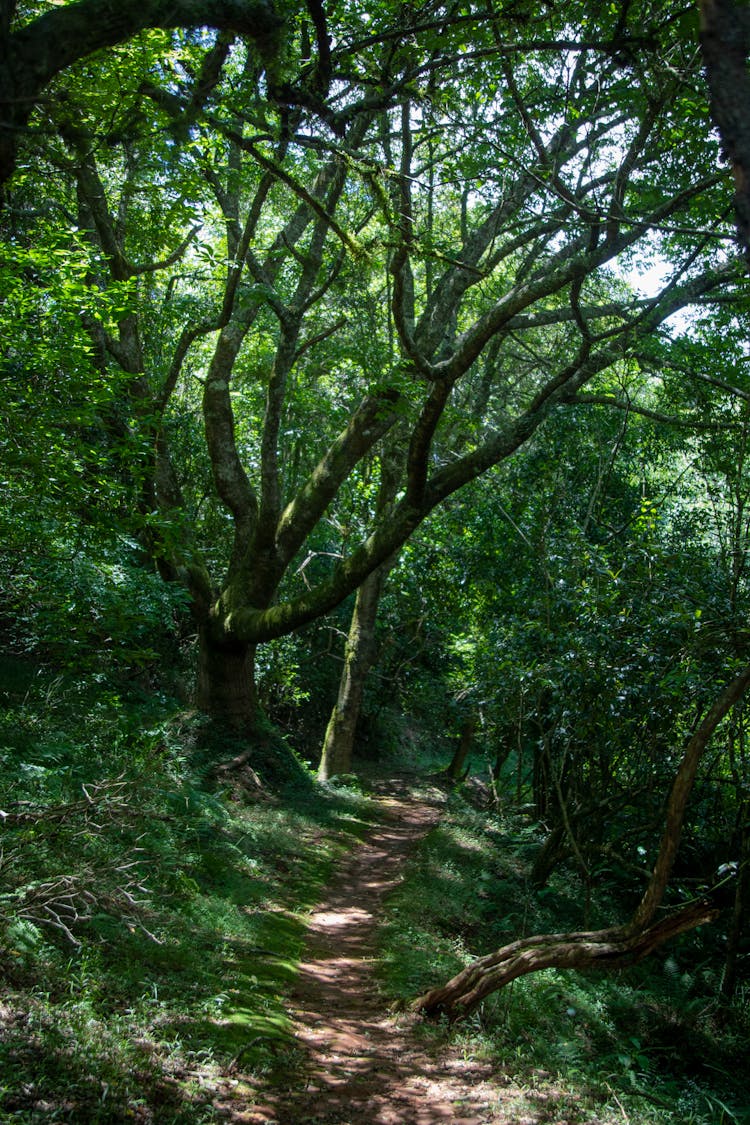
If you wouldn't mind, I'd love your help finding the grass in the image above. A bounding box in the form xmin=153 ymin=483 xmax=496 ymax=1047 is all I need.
xmin=3 ymin=665 xmax=749 ymax=1124
xmin=376 ymin=790 xmax=750 ymax=1125
xmin=0 ymin=664 xmax=381 ymax=1123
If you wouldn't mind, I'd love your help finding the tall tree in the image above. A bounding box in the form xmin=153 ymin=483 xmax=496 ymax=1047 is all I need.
xmin=2 ymin=1 xmax=743 ymax=749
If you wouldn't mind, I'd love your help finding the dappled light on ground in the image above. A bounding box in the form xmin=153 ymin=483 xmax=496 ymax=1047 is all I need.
xmin=210 ymin=786 xmax=582 ymax=1125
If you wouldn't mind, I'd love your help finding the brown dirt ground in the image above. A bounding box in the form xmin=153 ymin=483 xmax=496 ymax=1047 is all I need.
xmin=209 ymin=779 xmax=597 ymax=1125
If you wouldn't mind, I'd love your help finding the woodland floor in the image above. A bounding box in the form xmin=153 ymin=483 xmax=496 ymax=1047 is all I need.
xmin=206 ymin=777 xmax=594 ymax=1125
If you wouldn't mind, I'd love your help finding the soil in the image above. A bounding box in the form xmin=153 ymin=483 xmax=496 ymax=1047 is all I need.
xmin=210 ymin=776 xmax=561 ymax=1125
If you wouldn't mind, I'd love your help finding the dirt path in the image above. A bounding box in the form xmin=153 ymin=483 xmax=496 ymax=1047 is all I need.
xmin=228 ymin=780 xmax=514 ymax=1125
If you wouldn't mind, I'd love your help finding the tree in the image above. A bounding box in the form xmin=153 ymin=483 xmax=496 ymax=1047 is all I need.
xmin=318 ymin=449 xmax=400 ymax=780
xmin=2 ymin=1 xmax=744 ymax=751
xmin=411 ymin=663 xmax=750 ymax=1020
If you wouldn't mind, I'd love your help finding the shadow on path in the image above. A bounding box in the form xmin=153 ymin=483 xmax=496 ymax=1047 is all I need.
xmin=224 ymin=780 xmax=507 ymax=1125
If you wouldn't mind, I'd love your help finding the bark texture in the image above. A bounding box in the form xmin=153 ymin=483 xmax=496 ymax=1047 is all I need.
xmin=195 ymin=628 xmax=259 ymax=727
xmin=318 ymin=566 xmax=387 ymax=781
xmin=699 ymin=0 xmax=750 ymax=260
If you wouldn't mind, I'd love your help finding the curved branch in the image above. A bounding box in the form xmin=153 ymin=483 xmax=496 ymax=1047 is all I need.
xmin=410 ymin=664 xmax=750 ymax=1021
xmin=410 ymin=900 xmax=719 ymax=1021
xmin=202 ymin=325 xmax=259 ymax=563
xmin=8 ymin=0 xmax=282 ymax=92
xmin=405 ymin=381 xmax=452 ymax=505
xmin=1 ymin=0 xmax=284 ymax=186
xmin=274 ymin=388 xmax=402 ymax=566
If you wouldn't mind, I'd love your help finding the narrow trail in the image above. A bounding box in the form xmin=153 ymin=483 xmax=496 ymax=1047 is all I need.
xmin=230 ymin=779 xmax=513 ymax=1125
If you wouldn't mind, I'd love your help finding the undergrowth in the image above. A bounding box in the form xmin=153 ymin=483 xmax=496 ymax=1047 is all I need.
xmin=0 ymin=664 xmax=379 ymax=1123
xmin=377 ymin=791 xmax=750 ymax=1125
xmin=3 ymin=660 xmax=749 ymax=1124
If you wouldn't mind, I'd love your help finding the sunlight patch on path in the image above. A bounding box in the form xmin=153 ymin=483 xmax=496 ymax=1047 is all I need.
xmin=216 ymin=787 xmax=563 ymax=1125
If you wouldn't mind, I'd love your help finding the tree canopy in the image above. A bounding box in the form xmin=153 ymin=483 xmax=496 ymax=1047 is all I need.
xmin=3 ymin=0 xmax=745 ymax=728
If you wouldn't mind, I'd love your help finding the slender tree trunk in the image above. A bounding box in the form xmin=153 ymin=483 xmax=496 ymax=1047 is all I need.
xmin=318 ymin=565 xmax=386 ymax=780
xmin=630 ymin=663 xmax=750 ymax=931
xmin=533 ymin=734 xmax=552 ymax=818
xmin=530 ymin=823 xmax=567 ymax=888
xmin=195 ymin=626 xmax=260 ymax=727
xmin=720 ymin=798 xmax=750 ymax=1004
xmin=446 ymin=713 xmax=477 ymax=782
xmin=317 ymin=441 xmax=402 ymax=782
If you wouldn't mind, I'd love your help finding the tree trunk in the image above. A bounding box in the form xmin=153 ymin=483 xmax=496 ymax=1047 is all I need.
xmin=530 ymin=823 xmax=567 ymax=888
xmin=318 ymin=566 xmax=386 ymax=780
xmin=409 ymin=901 xmax=719 ymax=1021
xmin=446 ymin=713 xmax=477 ymax=782
xmin=720 ymin=797 xmax=750 ymax=1004
xmin=195 ymin=627 xmax=260 ymax=728
xmin=699 ymin=0 xmax=750 ymax=262
xmin=410 ymin=665 xmax=750 ymax=1021
xmin=532 ymin=737 xmax=552 ymax=819
xmin=630 ymin=663 xmax=750 ymax=931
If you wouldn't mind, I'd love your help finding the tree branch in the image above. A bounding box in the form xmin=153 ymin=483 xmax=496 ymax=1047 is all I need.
xmin=273 ymin=388 xmax=402 ymax=567
xmin=1 ymin=0 xmax=284 ymax=187
xmin=569 ymin=394 xmax=738 ymax=430
xmin=410 ymin=900 xmax=719 ymax=1020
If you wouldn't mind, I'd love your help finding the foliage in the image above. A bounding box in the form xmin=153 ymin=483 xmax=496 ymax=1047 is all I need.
xmin=3 ymin=0 xmax=745 ymax=729
xmin=0 ymin=667 xmax=380 ymax=1122
xmin=378 ymin=795 xmax=750 ymax=1124
xmin=363 ymin=364 xmax=750 ymax=901
xmin=2 ymin=0 xmax=750 ymax=1118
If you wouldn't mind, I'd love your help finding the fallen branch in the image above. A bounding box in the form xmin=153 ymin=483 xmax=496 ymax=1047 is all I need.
xmin=1 ymin=776 xmax=131 ymax=827
xmin=1 ymin=778 xmax=163 ymax=945
xmin=7 ymin=862 xmax=161 ymax=947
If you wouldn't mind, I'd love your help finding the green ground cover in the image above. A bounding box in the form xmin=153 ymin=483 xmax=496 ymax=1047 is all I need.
xmin=2 ymin=665 xmax=749 ymax=1124
xmin=377 ymin=791 xmax=750 ymax=1125
xmin=0 ymin=666 xmax=378 ymax=1123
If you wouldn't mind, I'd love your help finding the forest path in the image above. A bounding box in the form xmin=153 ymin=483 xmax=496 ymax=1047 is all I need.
xmin=224 ymin=775 xmax=521 ymax=1125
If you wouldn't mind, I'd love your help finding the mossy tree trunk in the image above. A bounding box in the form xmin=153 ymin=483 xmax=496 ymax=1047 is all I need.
xmin=195 ymin=627 xmax=260 ymax=728
xmin=318 ymin=566 xmax=387 ymax=780
xmin=318 ymin=449 xmax=401 ymax=782
xmin=411 ymin=665 xmax=750 ymax=1021
xmin=446 ymin=713 xmax=477 ymax=783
